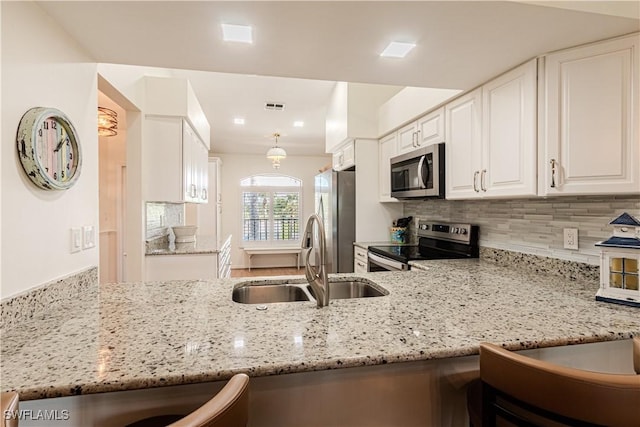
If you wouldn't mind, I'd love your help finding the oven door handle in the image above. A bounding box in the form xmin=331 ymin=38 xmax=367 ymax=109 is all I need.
xmin=368 ymin=252 xmax=409 ymax=271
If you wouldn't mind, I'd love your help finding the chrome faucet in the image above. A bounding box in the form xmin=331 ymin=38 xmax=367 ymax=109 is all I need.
xmin=301 ymin=214 xmax=330 ymax=308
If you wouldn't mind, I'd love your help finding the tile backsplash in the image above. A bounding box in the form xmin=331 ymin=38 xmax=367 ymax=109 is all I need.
xmin=404 ymin=195 xmax=639 ymax=265
xmin=146 ymin=202 xmax=185 ymax=240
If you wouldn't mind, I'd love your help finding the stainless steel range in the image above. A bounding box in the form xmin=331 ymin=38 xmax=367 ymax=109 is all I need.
xmin=367 ymin=220 xmax=479 ymax=272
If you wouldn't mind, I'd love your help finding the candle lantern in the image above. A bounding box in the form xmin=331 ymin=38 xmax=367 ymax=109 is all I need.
xmin=595 ymin=213 xmax=640 ymax=308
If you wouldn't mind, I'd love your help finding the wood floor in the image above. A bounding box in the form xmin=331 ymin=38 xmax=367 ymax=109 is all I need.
xmin=230 ymin=267 xmax=304 ymax=278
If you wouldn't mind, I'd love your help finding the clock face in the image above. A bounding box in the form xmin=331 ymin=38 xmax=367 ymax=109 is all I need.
xmin=16 ymin=107 xmax=82 ymax=190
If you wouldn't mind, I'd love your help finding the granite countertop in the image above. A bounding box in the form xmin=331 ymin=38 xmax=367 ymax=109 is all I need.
xmin=146 ymin=235 xmax=220 ymax=255
xmin=2 ymin=259 xmax=639 ymax=401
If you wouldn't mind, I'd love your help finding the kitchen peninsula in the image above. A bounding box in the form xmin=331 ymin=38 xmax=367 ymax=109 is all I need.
xmin=2 ymin=258 xmax=639 ymax=426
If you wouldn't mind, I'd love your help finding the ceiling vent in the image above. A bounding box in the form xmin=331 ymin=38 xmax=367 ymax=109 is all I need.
xmin=264 ymin=102 xmax=285 ymax=111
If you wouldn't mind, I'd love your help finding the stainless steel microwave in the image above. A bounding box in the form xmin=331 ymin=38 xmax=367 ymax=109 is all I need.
xmin=390 ymin=142 xmax=445 ymax=199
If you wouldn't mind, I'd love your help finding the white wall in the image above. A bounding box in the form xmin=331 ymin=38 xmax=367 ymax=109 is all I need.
xmin=378 ymin=87 xmax=463 ymax=136
xmin=1 ymin=2 xmax=98 ymax=298
xmin=218 ymin=154 xmax=331 ymax=269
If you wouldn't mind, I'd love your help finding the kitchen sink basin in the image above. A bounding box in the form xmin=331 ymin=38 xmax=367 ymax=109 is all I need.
xmin=232 ymin=278 xmax=387 ymax=304
xmin=307 ymin=280 xmax=388 ymax=300
xmin=232 ymin=283 xmax=310 ymax=304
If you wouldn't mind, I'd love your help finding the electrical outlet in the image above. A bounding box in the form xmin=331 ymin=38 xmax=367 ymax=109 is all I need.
xmin=70 ymin=228 xmax=82 ymax=253
xmin=82 ymin=225 xmax=96 ymax=249
xmin=563 ymin=228 xmax=578 ymax=250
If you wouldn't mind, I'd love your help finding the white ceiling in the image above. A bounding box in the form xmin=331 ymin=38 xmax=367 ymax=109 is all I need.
xmin=37 ymin=1 xmax=639 ymax=156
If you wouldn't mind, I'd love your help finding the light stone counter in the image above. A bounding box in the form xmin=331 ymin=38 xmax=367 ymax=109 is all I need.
xmin=145 ymin=235 xmax=220 ymax=256
xmin=2 ymin=259 xmax=639 ymax=401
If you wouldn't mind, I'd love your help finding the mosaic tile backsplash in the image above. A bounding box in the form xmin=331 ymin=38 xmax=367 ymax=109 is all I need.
xmin=404 ymin=195 xmax=639 ymax=265
xmin=146 ymin=202 xmax=185 ymax=240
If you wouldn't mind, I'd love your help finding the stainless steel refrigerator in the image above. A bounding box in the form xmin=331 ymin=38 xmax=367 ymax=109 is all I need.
xmin=315 ymin=169 xmax=356 ymax=273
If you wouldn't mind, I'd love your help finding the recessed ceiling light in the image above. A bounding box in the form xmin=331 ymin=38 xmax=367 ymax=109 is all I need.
xmin=293 ymin=121 xmax=304 ymax=128
xmin=380 ymin=42 xmax=416 ymax=58
xmin=234 ymin=117 xmax=245 ymax=125
xmin=221 ymin=24 xmax=253 ymax=43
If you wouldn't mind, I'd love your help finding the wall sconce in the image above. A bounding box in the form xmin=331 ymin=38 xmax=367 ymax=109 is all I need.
xmin=98 ymin=107 xmax=118 ymax=137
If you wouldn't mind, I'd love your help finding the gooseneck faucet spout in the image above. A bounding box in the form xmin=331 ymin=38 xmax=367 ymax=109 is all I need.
xmin=301 ymin=214 xmax=330 ymax=308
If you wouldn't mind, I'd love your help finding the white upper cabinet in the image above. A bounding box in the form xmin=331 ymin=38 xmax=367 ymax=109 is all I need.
xmin=332 ymin=139 xmax=356 ymax=171
xmin=539 ymin=34 xmax=639 ymax=196
xmin=397 ymin=121 xmax=419 ymax=154
xmin=417 ymin=107 xmax=445 ymax=147
xmin=481 ymin=59 xmax=537 ymax=197
xmin=396 ymin=108 xmax=446 ymax=156
xmin=445 ymin=60 xmax=537 ymax=199
xmin=378 ymin=132 xmax=398 ymax=202
xmin=445 ymin=89 xmax=483 ymax=199
xmin=143 ymin=76 xmax=210 ymax=204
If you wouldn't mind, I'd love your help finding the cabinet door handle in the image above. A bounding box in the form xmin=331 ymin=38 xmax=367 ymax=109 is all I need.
xmin=550 ymin=159 xmax=557 ymax=188
xmin=202 ymin=188 xmax=208 ymax=200
xmin=473 ymin=171 xmax=480 ymax=192
xmin=481 ymin=169 xmax=487 ymax=192
xmin=416 ymin=130 xmax=421 ymax=146
xmin=412 ymin=132 xmax=417 ymax=147
xmin=357 ymin=261 xmax=366 ymax=268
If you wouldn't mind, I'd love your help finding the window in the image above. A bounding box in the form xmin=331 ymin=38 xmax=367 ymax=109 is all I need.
xmin=241 ymin=174 xmax=302 ymax=244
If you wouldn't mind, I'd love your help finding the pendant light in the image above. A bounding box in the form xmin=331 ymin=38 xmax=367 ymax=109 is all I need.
xmin=266 ymin=132 xmax=286 ymax=169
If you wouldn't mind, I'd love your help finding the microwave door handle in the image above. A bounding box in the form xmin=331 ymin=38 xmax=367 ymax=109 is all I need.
xmin=368 ymin=252 xmax=408 ymax=271
xmin=417 ymin=155 xmax=426 ymax=188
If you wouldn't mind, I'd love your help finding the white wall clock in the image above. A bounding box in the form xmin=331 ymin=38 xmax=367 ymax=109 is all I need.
xmin=16 ymin=107 xmax=82 ymax=190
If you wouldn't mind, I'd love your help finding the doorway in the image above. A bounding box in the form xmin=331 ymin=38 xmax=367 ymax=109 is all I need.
xmin=98 ymin=91 xmax=127 ymax=284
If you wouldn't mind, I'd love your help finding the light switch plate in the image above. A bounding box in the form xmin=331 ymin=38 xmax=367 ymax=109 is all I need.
xmin=70 ymin=228 xmax=82 ymax=253
xmin=82 ymin=225 xmax=96 ymax=249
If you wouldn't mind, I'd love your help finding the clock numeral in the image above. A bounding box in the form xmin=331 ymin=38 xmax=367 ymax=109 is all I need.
xmin=44 ymin=122 xmax=49 ymax=130
xmin=51 ymin=122 xmax=57 ymax=129
xmin=38 ymin=129 xmax=43 ymax=137
xmin=60 ymin=171 xmax=65 ymax=178
xmin=53 ymin=172 xmax=57 ymax=180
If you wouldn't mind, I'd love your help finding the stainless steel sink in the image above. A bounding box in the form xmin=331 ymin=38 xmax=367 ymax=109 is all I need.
xmin=307 ymin=280 xmax=388 ymax=300
xmin=232 ymin=278 xmax=387 ymax=304
xmin=232 ymin=283 xmax=310 ymax=304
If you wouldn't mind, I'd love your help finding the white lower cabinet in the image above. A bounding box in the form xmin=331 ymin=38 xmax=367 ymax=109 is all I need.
xmin=539 ymin=33 xmax=639 ymax=196
xmin=446 ymin=59 xmax=537 ymax=199
xmin=145 ymin=254 xmax=218 ymax=281
xmin=354 ymin=246 xmax=368 ymax=274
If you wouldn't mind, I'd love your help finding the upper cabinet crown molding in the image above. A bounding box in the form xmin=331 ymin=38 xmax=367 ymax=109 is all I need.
xmin=539 ymin=33 xmax=639 ymax=196
xmin=144 ymin=76 xmax=211 ymax=149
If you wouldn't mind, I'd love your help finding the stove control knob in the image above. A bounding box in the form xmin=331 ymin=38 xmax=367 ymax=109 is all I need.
xmin=420 ymin=224 xmax=429 ymax=230
xmin=460 ymin=228 xmax=468 ymax=235
xmin=451 ymin=227 xmax=457 ymax=234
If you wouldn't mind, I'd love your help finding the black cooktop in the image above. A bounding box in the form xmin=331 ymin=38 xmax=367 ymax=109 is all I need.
xmin=368 ymin=241 xmax=476 ymax=264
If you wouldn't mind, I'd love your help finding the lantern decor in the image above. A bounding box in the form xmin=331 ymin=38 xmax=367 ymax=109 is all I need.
xmin=595 ymin=212 xmax=640 ymax=308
